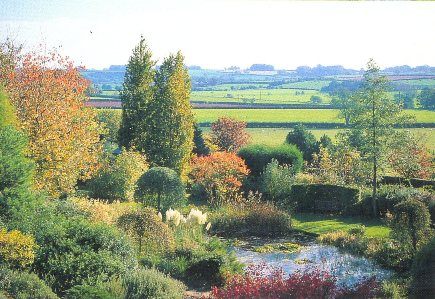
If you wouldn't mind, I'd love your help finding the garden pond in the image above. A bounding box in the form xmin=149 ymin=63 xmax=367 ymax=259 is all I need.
xmin=227 ymin=236 xmax=393 ymax=288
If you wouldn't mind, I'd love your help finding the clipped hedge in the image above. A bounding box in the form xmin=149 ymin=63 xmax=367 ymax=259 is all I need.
xmin=381 ymin=176 xmax=435 ymax=189
xmin=238 ymin=144 xmax=303 ymax=176
xmin=289 ymin=184 xmax=360 ymax=214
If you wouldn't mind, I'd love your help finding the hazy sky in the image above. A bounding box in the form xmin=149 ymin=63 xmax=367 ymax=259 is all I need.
xmin=1 ymin=0 xmax=435 ymax=70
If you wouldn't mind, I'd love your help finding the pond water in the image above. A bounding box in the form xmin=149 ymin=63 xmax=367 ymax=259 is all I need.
xmin=230 ymin=240 xmax=393 ymax=288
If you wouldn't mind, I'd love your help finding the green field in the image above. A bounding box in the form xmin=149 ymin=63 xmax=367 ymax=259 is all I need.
xmin=293 ymin=213 xmax=390 ymax=238
xmin=195 ymin=108 xmax=435 ymax=124
xmin=244 ymin=127 xmax=435 ymax=150
xmin=191 ymin=89 xmax=332 ymax=104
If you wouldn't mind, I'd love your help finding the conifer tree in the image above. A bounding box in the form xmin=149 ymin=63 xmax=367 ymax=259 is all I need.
xmin=144 ymin=51 xmax=194 ymax=178
xmin=118 ymin=37 xmax=156 ymax=149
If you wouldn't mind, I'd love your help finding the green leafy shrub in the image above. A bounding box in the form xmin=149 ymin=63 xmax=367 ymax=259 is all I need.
xmin=210 ymin=201 xmax=292 ymax=237
xmin=122 ymin=268 xmax=186 ymax=299
xmin=390 ymin=199 xmax=432 ymax=251
xmin=290 ymin=184 xmax=360 ymax=214
xmin=117 ymin=208 xmax=175 ymax=256
xmin=238 ymin=144 xmax=303 ymax=177
xmin=410 ymin=237 xmax=435 ymax=298
xmin=65 ymin=285 xmax=116 ymax=299
xmin=135 ymin=167 xmax=185 ymax=212
xmin=87 ymin=149 xmax=148 ymax=202
xmin=260 ymin=159 xmax=295 ymax=204
xmin=0 ymin=267 xmax=58 ymax=299
xmin=32 ymin=218 xmax=136 ymax=294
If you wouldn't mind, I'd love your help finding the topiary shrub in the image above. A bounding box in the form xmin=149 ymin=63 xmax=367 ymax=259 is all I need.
xmin=410 ymin=237 xmax=435 ymax=298
xmin=117 ymin=208 xmax=175 ymax=256
xmin=0 ymin=267 xmax=58 ymax=299
xmin=65 ymin=284 xmax=116 ymax=299
xmin=122 ymin=268 xmax=186 ymax=299
xmin=390 ymin=199 xmax=432 ymax=251
xmin=238 ymin=144 xmax=303 ymax=177
xmin=135 ymin=167 xmax=185 ymax=212
xmin=210 ymin=201 xmax=292 ymax=237
xmin=0 ymin=228 xmax=35 ymax=269
xmin=87 ymin=149 xmax=148 ymax=202
xmin=290 ymin=184 xmax=360 ymax=214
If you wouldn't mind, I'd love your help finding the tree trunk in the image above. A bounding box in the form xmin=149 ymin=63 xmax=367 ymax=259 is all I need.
xmin=157 ymin=191 xmax=161 ymax=213
xmin=372 ymin=98 xmax=378 ymax=217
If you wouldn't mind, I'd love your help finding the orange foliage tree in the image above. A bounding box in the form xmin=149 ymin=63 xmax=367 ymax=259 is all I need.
xmin=2 ymin=48 xmax=102 ymax=196
xmin=190 ymin=152 xmax=249 ymax=206
xmin=210 ymin=117 xmax=250 ymax=152
xmin=387 ymin=132 xmax=433 ymax=180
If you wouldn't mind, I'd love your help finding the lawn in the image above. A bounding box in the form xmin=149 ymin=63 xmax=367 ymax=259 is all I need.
xmin=191 ymin=89 xmax=332 ymax=104
xmin=292 ymin=213 xmax=391 ymax=238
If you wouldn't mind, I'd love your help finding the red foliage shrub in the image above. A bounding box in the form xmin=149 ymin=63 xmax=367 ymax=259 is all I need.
xmin=210 ymin=263 xmax=380 ymax=299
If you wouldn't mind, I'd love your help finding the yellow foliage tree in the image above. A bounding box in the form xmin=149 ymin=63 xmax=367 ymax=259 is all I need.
xmin=2 ymin=48 xmax=102 ymax=196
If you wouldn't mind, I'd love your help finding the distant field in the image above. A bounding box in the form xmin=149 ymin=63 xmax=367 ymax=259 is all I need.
xmin=242 ymin=127 xmax=435 ymax=151
xmin=191 ymin=89 xmax=332 ymax=104
xmin=195 ymin=109 xmax=435 ymax=124
xmin=195 ymin=109 xmax=340 ymax=123
xmin=280 ymin=80 xmax=332 ymax=90
xmin=393 ymin=78 xmax=435 ymax=87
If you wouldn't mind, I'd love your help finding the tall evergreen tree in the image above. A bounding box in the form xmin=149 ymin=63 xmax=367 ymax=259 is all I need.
xmin=118 ymin=37 xmax=156 ymax=149
xmin=144 ymin=51 xmax=194 ymax=178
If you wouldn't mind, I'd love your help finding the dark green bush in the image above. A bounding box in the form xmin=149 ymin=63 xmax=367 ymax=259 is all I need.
xmin=410 ymin=237 xmax=435 ymax=298
xmin=0 ymin=125 xmax=35 ymax=219
xmin=285 ymin=124 xmax=319 ymax=161
xmin=238 ymin=144 xmax=303 ymax=177
xmin=122 ymin=268 xmax=186 ymax=299
xmin=290 ymin=184 xmax=360 ymax=214
xmin=135 ymin=167 xmax=185 ymax=212
xmin=0 ymin=267 xmax=58 ymax=299
xmin=65 ymin=285 xmax=115 ymax=299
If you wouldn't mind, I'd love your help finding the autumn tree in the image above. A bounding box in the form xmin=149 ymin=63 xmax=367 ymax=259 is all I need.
xmin=349 ymin=59 xmax=411 ymax=216
xmin=118 ymin=37 xmax=155 ymax=149
xmin=190 ymin=152 xmax=249 ymax=207
xmin=387 ymin=131 xmax=433 ymax=180
xmin=210 ymin=117 xmax=250 ymax=152
xmin=143 ymin=51 xmax=194 ymax=178
xmin=1 ymin=48 xmax=102 ymax=196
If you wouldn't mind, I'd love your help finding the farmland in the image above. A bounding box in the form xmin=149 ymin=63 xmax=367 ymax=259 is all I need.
xmin=190 ymin=88 xmax=331 ymax=104
xmin=194 ymin=108 xmax=435 ymax=124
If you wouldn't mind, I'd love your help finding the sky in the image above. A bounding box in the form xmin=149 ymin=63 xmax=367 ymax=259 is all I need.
xmin=1 ymin=0 xmax=435 ymax=70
